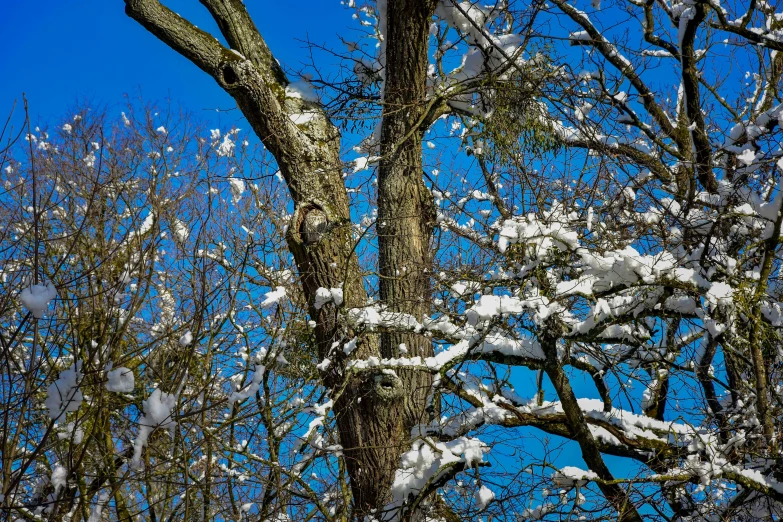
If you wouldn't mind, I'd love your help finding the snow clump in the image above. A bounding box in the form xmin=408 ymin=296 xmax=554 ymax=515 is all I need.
xmin=20 ymin=283 xmax=57 ymax=318
xmin=45 ymin=363 xmax=83 ymax=420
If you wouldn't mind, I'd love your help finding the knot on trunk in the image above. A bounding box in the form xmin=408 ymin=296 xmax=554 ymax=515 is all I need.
xmin=288 ymin=200 xmax=342 ymax=249
xmin=373 ymin=370 xmax=404 ymax=401
xmin=301 ymin=208 xmax=329 ymax=245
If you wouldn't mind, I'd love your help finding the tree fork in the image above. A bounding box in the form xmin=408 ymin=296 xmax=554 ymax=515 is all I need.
xmin=124 ymin=0 xmax=442 ymax=515
xmin=541 ymin=332 xmax=643 ymax=522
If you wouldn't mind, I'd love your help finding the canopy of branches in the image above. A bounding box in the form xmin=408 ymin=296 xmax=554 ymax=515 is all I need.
xmin=2 ymin=0 xmax=783 ymax=520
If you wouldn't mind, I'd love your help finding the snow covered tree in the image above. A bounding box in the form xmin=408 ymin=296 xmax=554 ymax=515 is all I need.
xmin=5 ymin=0 xmax=783 ymax=519
xmin=120 ymin=0 xmax=455 ymax=518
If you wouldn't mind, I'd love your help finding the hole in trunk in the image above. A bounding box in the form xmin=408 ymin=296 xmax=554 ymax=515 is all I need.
xmin=221 ymin=64 xmax=239 ymax=86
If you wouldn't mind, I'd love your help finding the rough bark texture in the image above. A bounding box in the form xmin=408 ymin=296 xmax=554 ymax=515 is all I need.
xmin=340 ymin=1 xmax=441 ymax=515
xmin=124 ymin=0 xmax=437 ymax=516
xmin=377 ymin=0 xmax=439 ymax=438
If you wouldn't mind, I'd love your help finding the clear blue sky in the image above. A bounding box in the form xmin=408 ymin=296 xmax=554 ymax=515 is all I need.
xmin=0 ymin=1 xmax=349 ymax=123
xmin=1 ymin=0 xmax=652 ymax=500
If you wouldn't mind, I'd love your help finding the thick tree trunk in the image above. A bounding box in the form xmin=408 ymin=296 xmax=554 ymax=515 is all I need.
xmin=124 ymin=0 xmax=437 ymax=516
xmin=377 ymin=0 xmax=438 ymax=425
xmin=343 ymin=1 xmax=440 ymax=514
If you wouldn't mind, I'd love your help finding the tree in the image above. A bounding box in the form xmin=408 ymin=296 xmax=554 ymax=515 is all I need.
xmin=0 ymin=103 xmax=302 ymax=521
xmin=122 ymin=0 xmax=449 ymax=517
xmin=4 ymin=0 xmax=783 ymax=519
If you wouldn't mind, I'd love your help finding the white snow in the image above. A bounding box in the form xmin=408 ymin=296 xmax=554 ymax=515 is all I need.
xmin=496 ymin=209 xmax=579 ymax=255
xmin=106 ymin=367 xmax=135 ymax=393
xmin=132 ymin=389 xmax=178 ymax=468
xmin=179 ymin=331 xmax=193 ymax=346
xmin=737 ymin=148 xmax=756 ymax=166
xmin=229 ymin=177 xmax=245 ymax=203
xmin=314 ymin=287 xmax=344 ymax=309
xmin=387 ymin=436 xmax=489 ymax=519
xmin=343 ymin=337 xmax=358 ymax=355
xmin=217 ymin=134 xmax=236 ymax=157
xmin=285 ymin=79 xmax=318 ymax=102
xmin=260 ymin=286 xmax=287 ymax=307
xmin=20 ymin=283 xmax=57 ymax=319
xmin=475 ymin=484 xmax=495 ymax=509
xmin=51 ymin=465 xmax=67 ymax=493
xmin=172 ymin=219 xmax=189 ymax=242
xmin=706 ymin=281 xmax=734 ymax=307
xmin=553 ymin=466 xmax=599 ymax=487
xmin=134 ymin=212 xmax=155 ymax=238
xmin=466 ymin=295 xmax=525 ymax=325
xmin=87 ymin=493 xmax=109 ymax=522
xmin=228 ymin=364 xmax=265 ymax=407
xmin=289 ymin=111 xmax=318 ymax=125
xmin=57 ymin=421 xmax=84 ymax=444
xmin=45 ymin=363 xmax=83 ymax=420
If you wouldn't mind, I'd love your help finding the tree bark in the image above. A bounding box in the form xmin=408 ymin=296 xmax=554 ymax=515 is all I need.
xmin=377 ymin=1 xmax=438 ymax=426
xmin=124 ymin=0 xmax=438 ymax=516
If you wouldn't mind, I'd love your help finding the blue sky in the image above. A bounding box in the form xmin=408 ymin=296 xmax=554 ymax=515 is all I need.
xmin=2 ymin=2 xmax=685 ymax=514
xmin=1 ymin=0 xmax=349 ymax=123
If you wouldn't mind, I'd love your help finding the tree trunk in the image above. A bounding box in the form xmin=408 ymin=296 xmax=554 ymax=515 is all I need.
xmin=377 ymin=0 xmax=438 ymax=421
xmin=342 ymin=1 xmax=439 ymax=514
xmin=124 ymin=0 xmax=437 ymax=516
